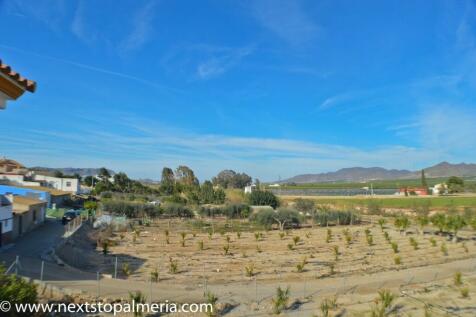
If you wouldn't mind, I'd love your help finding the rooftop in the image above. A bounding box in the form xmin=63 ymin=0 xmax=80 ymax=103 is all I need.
xmin=17 ymin=185 xmax=70 ymax=196
xmin=0 ymin=59 xmax=36 ymax=93
xmin=0 ymin=158 xmax=25 ymax=169
xmin=13 ymin=195 xmax=45 ymax=206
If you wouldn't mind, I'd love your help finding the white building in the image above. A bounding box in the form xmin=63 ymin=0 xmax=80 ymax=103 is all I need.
xmin=244 ymin=184 xmax=257 ymax=194
xmin=0 ymin=158 xmax=80 ymax=194
xmin=32 ymin=174 xmax=80 ymax=194
xmin=0 ymin=194 xmax=13 ymax=247
xmin=431 ymin=183 xmax=448 ymax=195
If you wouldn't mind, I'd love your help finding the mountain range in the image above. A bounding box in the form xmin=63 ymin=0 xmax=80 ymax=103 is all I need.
xmin=279 ymin=162 xmax=476 ymax=183
xmin=29 ymin=167 xmax=115 ymax=177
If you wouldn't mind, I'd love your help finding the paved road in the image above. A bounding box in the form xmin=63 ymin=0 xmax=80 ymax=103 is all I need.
xmin=1 ymin=220 xmax=476 ymax=315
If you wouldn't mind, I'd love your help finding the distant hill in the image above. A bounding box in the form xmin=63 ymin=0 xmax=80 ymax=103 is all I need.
xmin=280 ymin=162 xmax=476 ymax=184
xmin=138 ymin=178 xmax=161 ymax=185
xmin=29 ymin=167 xmax=115 ymax=177
xmin=422 ymin=162 xmax=476 ymax=178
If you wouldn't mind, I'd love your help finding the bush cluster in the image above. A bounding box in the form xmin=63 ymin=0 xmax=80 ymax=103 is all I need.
xmin=250 ymin=208 xmax=302 ymax=230
xmin=101 ymin=200 xmax=161 ymax=218
xmin=199 ymin=204 xmax=251 ymax=219
xmin=101 ymin=201 xmax=194 ymax=218
xmin=313 ymin=210 xmax=360 ymax=226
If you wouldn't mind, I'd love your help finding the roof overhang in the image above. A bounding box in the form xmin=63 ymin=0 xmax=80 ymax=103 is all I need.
xmin=0 ymin=59 xmax=36 ymax=109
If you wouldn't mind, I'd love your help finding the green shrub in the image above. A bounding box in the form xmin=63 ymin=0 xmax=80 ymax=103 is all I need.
xmin=394 ymin=256 xmax=401 ymax=265
xmin=314 ymin=211 xmax=360 ymax=226
xmin=250 ymin=208 xmax=301 ymax=230
xmin=272 ymin=286 xmax=290 ymax=314
xmin=224 ymin=203 xmax=251 ymax=218
xmin=244 ymin=263 xmax=255 ymax=277
xmin=0 ymin=266 xmax=38 ymax=312
xmin=460 ymin=287 xmax=469 ymax=298
xmin=163 ymin=203 xmax=194 ymax=218
xmin=294 ymin=198 xmax=315 ymax=213
xmin=101 ymin=200 xmax=161 ymax=218
xmin=391 ymin=242 xmax=399 ymax=253
xmin=198 ymin=206 xmax=225 ymax=218
xmin=441 ymin=243 xmax=448 ymax=256
xmin=454 ymin=272 xmax=463 ymax=286
xmin=248 ymin=190 xmax=280 ymax=209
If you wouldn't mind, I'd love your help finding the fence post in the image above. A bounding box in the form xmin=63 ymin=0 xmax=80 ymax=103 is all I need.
xmin=255 ymin=277 xmax=258 ymax=303
xmin=97 ymin=272 xmax=100 ymax=298
xmin=40 ymin=261 xmax=44 ymax=281
xmin=15 ymin=256 xmax=19 ymax=275
xmin=114 ymin=257 xmax=118 ymax=279
xmin=149 ymin=280 xmax=153 ymax=304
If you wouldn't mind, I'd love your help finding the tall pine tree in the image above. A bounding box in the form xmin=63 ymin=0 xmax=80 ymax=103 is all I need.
xmin=421 ymin=169 xmax=428 ymax=188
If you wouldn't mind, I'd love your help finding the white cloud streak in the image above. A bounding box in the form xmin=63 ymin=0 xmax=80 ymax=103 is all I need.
xmin=0 ymin=44 xmax=181 ymax=93
xmin=0 ymin=112 xmax=458 ymax=181
xmin=119 ymin=1 xmax=159 ymax=53
xmin=196 ymin=46 xmax=254 ymax=79
xmin=252 ymin=0 xmax=319 ymax=46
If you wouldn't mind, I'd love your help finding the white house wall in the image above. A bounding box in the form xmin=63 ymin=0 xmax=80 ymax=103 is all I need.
xmin=33 ymin=175 xmax=79 ymax=194
xmin=0 ymin=204 xmax=13 ymax=233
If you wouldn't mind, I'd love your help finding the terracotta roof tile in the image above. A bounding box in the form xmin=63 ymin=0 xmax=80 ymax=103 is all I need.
xmin=0 ymin=59 xmax=36 ymax=93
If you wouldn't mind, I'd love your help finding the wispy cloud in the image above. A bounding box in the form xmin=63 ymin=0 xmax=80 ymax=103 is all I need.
xmin=0 ymin=112 xmax=454 ymax=181
xmin=161 ymin=44 xmax=254 ymax=80
xmin=318 ymin=89 xmax=375 ymax=111
xmin=196 ymin=46 xmax=254 ymax=79
xmin=0 ymin=44 xmax=181 ymax=93
xmin=418 ymin=105 xmax=476 ymax=153
xmin=71 ymin=0 xmax=99 ymax=47
xmin=118 ymin=0 xmax=158 ymax=54
xmin=251 ymin=0 xmax=319 ymax=46
xmin=3 ymin=0 xmax=68 ymax=32
xmin=71 ymin=0 xmax=158 ymax=54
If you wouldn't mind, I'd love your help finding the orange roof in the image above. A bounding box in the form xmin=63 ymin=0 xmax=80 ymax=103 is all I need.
xmin=0 ymin=59 xmax=36 ymax=93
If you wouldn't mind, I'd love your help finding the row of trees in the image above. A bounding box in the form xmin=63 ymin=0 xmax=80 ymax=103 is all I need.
xmin=101 ymin=200 xmax=194 ymax=218
xmin=90 ymin=171 xmax=158 ymax=195
xmin=161 ymin=167 xmax=253 ymax=193
xmin=211 ymin=170 xmax=252 ymax=189
xmin=199 ymin=204 xmax=251 ymax=219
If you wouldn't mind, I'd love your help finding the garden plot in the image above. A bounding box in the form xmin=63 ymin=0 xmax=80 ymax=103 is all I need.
xmin=102 ymin=219 xmax=476 ymax=286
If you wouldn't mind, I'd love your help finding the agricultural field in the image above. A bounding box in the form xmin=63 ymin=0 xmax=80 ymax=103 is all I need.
xmin=269 ymin=177 xmax=476 ymax=190
xmin=280 ymin=195 xmax=476 ymax=210
xmin=58 ymin=216 xmax=476 ymax=316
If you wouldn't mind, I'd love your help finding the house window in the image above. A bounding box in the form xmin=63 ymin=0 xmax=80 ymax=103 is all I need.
xmin=66 ymin=181 xmax=71 ymax=187
xmin=33 ymin=210 xmax=37 ymax=222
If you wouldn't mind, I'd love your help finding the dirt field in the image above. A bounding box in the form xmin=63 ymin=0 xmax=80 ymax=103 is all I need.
xmin=56 ymin=219 xmax=476 ymax=316
xmin=100 ymin=220 xmax=473 ymax=284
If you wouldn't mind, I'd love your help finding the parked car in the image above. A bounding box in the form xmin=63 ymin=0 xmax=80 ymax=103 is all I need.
xmin=62 ymin=210 xmax=78 ymax=225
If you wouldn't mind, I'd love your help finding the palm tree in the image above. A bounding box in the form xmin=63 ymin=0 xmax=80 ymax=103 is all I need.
xmin=129 ymin=291 xmax=146 ymax=317
xmin=272 ymin=286 xmax=290 ymax=314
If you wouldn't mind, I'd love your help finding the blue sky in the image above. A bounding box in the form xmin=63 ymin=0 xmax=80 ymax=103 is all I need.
xmin=1 ymin=0 xmax=476 ymax=181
